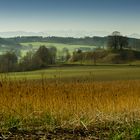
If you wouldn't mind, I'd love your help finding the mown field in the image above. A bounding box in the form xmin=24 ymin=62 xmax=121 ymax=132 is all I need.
xmin=0 ymin=66 xmax=140 ymax=139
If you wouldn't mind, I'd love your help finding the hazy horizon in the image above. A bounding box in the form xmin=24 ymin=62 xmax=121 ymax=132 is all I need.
xmin=0 ymin=30 xmax=140 ymax=38
xmin=0 ymin=0 xmax=140 ymax=36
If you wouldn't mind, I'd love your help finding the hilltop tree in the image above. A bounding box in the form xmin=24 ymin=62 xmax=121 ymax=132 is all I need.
xmin=119 ymin=36 xmax=128 ymax=50
xmin=108 ymin=31 xmax=128 ymax=50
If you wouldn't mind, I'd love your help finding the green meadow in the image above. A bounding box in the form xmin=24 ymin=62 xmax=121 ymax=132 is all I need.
xmin=1 ymin=65 xmax=140 ymax=81
xmin=21 ymin=42 xmax=97 ymax=53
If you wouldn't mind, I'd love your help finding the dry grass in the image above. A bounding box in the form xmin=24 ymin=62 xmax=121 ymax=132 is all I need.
xmin=0 ymin=76 xmax=140 ymax=131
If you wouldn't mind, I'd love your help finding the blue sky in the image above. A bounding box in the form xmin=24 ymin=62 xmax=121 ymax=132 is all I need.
xmin=0 ymin=0 xmax=140 ymax=35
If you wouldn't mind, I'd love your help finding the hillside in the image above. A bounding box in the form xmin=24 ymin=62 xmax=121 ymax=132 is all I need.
xmin=0 ymin=38 xmax=22 ymax=55
xmin=0 ymin=36 xmax=139 ymax=50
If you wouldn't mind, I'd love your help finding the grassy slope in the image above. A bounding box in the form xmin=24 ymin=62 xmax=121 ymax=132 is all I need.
xmin=1 ymin=65 xmax=140 ymax=81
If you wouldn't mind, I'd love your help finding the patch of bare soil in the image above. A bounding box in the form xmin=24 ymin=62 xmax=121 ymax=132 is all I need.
xmin=0 ymin=126 xmax=109 ymax=140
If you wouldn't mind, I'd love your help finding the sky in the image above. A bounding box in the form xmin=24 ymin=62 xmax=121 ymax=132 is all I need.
xmin=0 ymin=0 xmax=140 ymax=36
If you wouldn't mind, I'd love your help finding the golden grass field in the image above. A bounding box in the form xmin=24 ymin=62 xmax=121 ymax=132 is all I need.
xmin=0 ymin=77 xmax=140 ymax=131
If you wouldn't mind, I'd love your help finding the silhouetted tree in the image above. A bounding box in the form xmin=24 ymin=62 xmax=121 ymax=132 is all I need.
xmin=0 ymin=52 xmax=18 ymax=72
xmin=119 ymin=36 xmax=128 ymax=50
xmin=32 ymin=46 xmax=51 ymax=69
xmin=108 ymin=32 xmax=128 ymax=50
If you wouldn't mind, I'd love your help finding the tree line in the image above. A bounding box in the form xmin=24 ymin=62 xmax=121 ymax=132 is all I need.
xmin=0 ymin=32 xmax=140 ymax=73
xmin=0 ymin=46 xmax=57 ymax=73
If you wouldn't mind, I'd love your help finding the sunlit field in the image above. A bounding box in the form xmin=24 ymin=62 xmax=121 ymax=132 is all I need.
xmin=0 ymin=66 xmax=140 ymax=139
xmin=1 ymin=79 xmax=140 ymax=124
xmin=1 ymin=65 xmax=140 ymax=81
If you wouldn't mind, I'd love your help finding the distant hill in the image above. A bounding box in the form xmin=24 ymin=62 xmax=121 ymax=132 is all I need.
xmin=8 ymin=36 xmax=140 ymax=50
xmin=0 ymin=37 xmax=22 ymax=52
xmin=129 ymin=33 xmax=140 ymax=39
xmin=0 ymin=30 xmax=109 ymax=38
xmin=0 ymin=36 xmax=140 ymax=51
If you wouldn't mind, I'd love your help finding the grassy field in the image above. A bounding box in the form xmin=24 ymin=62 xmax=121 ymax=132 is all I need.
xmin=0 ymin=65 xmax=140 ymax=139
xmin=1 ymin=65 xmax=140 ymax=81
xmin=21 ymin=42 xmax=97 ymax=54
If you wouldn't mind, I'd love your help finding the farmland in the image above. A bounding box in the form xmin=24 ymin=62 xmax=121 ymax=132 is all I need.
xmin=21 ymin=42 xmax=97 ymax=56
xmin=1 ymin=65 xmax=140 ymax=81
xmin=0 ymin=65 xmax=140 ymax=139
xmin=21 ymin=42 xmax=97 ymax=50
